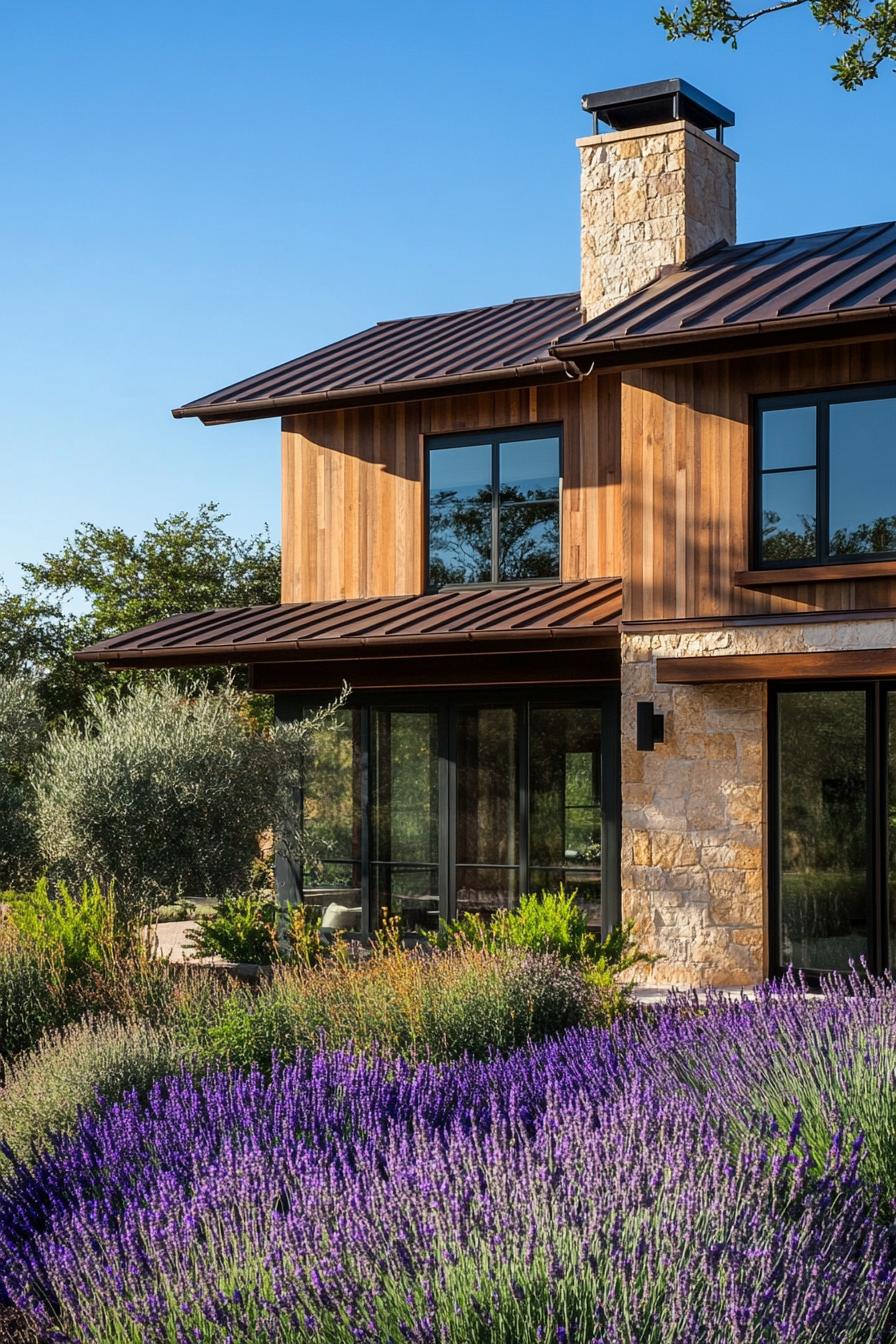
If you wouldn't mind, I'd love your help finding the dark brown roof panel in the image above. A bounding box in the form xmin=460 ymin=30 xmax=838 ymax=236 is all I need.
xmin=554 ymin=221 xmax=896 ymax=356
xmin=174 ymin=293 xmax=582 ymax=424
xmin=75 ymin=579 xmax=623 ymax=666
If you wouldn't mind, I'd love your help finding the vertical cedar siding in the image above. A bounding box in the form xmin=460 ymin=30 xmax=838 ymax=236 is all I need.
xmin=281 ymin=378 xmax=622 ymax=602
xmin=622 ymin=337 xmax=896 ymax=622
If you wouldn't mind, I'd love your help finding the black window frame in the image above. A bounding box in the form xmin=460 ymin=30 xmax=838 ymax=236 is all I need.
xmin=424 ymin=423 xmax=563 ymax=591
xmin=753 ymin=382 xmax=896 ymax=570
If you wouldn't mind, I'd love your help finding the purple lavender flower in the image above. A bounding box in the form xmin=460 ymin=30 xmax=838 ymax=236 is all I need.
xmin=0 ymin=969 xmax=895 ymax=1341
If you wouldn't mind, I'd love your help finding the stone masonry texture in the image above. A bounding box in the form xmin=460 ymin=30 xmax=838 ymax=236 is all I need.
xmin=621 ymin=617 xmax=896 ymax=987
xmin=579 ymin=121 xmax=737 ymax=321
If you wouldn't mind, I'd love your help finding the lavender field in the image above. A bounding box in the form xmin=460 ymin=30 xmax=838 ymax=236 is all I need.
xmin=2 ymin=971 xmax=896 ymax=1343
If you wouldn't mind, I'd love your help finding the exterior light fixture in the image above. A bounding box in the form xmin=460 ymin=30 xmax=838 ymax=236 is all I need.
xmin=636 ymin=701 xmax=665 ymax=751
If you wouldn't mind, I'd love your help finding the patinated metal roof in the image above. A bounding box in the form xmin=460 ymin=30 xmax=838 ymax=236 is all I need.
xmin=554 ymin=221 xmax=896 ymax=358
xmin=173 ymin=293 xmax=582 ymax=425
xmin=75 ymin=579 xmax=623 ymax=666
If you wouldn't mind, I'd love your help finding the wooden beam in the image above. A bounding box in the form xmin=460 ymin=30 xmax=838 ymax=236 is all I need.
xmin=250 ymin=648 xmax=622 ymax=694
xmin=734 ymin=560 xmax=896 ymax=588
xmin=656 ymin=647 xmax=896 ymax=685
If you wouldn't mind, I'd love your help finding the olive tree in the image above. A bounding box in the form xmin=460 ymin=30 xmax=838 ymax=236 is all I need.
xmin=33 ymin=679 xmax=341 ymax=913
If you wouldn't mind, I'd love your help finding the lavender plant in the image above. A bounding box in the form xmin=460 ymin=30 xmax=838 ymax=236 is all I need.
xmin=1 ymin=972 xmax=895 ymax=1343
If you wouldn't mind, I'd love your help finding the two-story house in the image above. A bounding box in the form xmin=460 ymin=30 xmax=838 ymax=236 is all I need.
xmin=78 ymin=79 xmax=896 ymax=986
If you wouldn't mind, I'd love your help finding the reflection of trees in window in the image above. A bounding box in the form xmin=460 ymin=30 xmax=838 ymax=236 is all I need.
xmin=761 ymin=510 xmax=816 ymax=561
xmin=302 ymin=709 xmax=360 ymax=886
xmin=498 ymin=487 xmax=560 ymax=580
xmin=830 ymin=515 xmax=896 ymax=556
xmin=762 ymin=510 xmax=896 ymax=562
xmin=758 ymin=390 xmax=896 ymax=568
xmin=427 ymin=430 xmax=560 ymax=588
xmin=428 ymin=487 xmax=492 ymax=587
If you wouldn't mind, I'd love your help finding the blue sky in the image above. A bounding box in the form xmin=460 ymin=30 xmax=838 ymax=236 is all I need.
xmin=2 ymin=0 xmax=894 ymax=589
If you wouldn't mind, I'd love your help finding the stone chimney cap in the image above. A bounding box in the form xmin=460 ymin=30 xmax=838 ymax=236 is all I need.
xmin=582 ymin=78 xmax=734 ymax=141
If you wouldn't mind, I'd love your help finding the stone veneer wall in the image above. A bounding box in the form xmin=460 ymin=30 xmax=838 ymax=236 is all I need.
xmin=579 ymin=121 xmax=737 ymax=320
xmin=621 ymin=617 xmax=896 ymax=987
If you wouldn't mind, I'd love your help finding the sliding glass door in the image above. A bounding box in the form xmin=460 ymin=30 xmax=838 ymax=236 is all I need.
xmin=529 ymin=706 xmax=604 ymax=930
xmin=454 ymin=706 xmax=519 ymax=918
xmin=286 ymin=690 xmax=619 ymax=937
xmin=773 ymin=683 xmax=896 ymax=975
xmin=371 ymin=709 xmax=441 ymax=932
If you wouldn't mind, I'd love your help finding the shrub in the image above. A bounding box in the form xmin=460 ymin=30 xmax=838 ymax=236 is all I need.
xmin=33 ymin=680 xmax=342 ymax=912
xmin=633 ymin=967 xmax=896 ymax=1203
xmin=150 ymin=899 xmax=196 ymax=923
xmin=185 ymin=892 xmax=279 ymax=963
xmin=434 ymin=887 xmax=653 ymax=988
xmin=7 ymin=878 xmax=121 ymax=979
xmin=0 ymin=674 xmax=45 ymax=889
xmin=186 ymin=896 xmax=331 ymax=966
xmin=0 ymin=927 xmax=58 ymax=1066
xmin=0 ymin=1016 xmax=183 ymax=1166
xmin=178 ymin=944 xmax=599 ymax=1069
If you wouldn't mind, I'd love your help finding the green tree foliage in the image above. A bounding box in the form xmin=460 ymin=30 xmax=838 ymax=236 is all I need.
xmin=0 ymin=674 xmax=46 ymax=888
xmin=656 ymin=1 xmax=896 ymax=88
xmin=4 ymin=503 xmax=280 ymax=722
xmin=33 ymin=680 xmax=340 ymax=913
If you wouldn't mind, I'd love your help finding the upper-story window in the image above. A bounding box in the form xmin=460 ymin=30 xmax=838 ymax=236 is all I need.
xmin=426 ymin=426 xmax=561 ymax=589
xmin=756 ymin=385 xmax=896 ymax=567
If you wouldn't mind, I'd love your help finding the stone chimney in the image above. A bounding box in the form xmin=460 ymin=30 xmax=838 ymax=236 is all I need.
xmin=578 ymin=79 xmax=737 ymax=321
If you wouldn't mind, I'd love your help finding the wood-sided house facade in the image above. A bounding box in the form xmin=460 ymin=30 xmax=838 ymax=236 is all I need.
xmin=78 ymin=80 xmax=896 ymax=985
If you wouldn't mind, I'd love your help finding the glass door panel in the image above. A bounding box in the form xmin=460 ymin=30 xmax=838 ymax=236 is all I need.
xmin=301 ymin=707 xmax=363 ymax=932
xmin=777 ymin=690 xmax=870 ymax=973
xmin=371 ymin=709 xmax=440 ymax=932
xmin=529 ymin=706 xmax=603 ymax=931
xmin=455 ymin=706 xmax=519 ymax=917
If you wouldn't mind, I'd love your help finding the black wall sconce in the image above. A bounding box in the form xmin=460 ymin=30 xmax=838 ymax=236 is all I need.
xmin=636 ymin=701 xmax=665 ymax=751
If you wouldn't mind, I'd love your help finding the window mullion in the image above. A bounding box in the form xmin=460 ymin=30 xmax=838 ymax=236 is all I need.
xmin=818 ymin=400 xmax=830 ymax=563
xmin=494 ymin=439 xmax=499 ymax=584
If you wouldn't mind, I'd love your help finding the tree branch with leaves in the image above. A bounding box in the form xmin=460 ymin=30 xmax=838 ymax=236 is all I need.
xmin=656 ymin=0 xmax=896 ymax=88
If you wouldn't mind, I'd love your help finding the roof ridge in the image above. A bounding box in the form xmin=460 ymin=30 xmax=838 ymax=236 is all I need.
xmin=373 ymin=291 xmax=579 ymax=328
xmin=697 ymin=219 xmax=895 ymax=259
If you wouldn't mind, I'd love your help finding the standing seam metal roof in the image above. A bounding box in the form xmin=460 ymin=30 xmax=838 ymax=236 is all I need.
xmin=74 ymin=579 xmax=623 ymax=664
xmin=173 ymin=292 xmax=582 ymax=422
xmin=172 ymin=221 xmax=896 ymax=423
xmin=553 ymin=221 xmax=896 ymax=353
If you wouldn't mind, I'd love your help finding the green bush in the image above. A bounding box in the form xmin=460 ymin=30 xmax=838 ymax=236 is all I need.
xmin=150 ymin=899 xmax=196 ymax=923
xmin=185 ymin=895 xmax=330 ymax=966
xmin=185 ymin=892 xmax=279 ymax=963
xmin=174 ymin=942 xmax=601 ymax=1070
xmin=0 ymin=928 xmax=58 ymax=1066
xmin=0 ymin=673 xmax=45 ymax=889
xmin=0 ymin=1015 xmax=184 ymax=1165
xmin=433 ymin=887 xmax=651 ymax=973
xmin=8 ymin=878 xmax=121 ymax=979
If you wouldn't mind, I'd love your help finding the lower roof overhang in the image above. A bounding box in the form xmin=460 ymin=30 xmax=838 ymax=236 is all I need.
xmin=657 ymin=647 xmax=896 ymax=685
xmin=75 ymin=580 xmax=623 ymax=692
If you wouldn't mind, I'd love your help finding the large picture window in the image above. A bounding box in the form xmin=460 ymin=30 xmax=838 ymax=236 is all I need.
xmin=755 ymin=384 xmax=896 ymax=567
xmin=426 ymin=426 xmax=561 ymax=589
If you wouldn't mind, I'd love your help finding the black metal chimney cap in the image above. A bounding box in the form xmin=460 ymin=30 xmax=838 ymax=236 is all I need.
xmin=582 ymin=78 xmax=735 ymax=139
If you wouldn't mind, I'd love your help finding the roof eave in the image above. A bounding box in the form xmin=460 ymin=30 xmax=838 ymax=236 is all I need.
xmin=551 ymin=307 xmax=896 ymax=367
xmin=172 ymin=359 xmax=575 ymax=425
xmin=75 ymin=624 xmax=622 ymax=668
